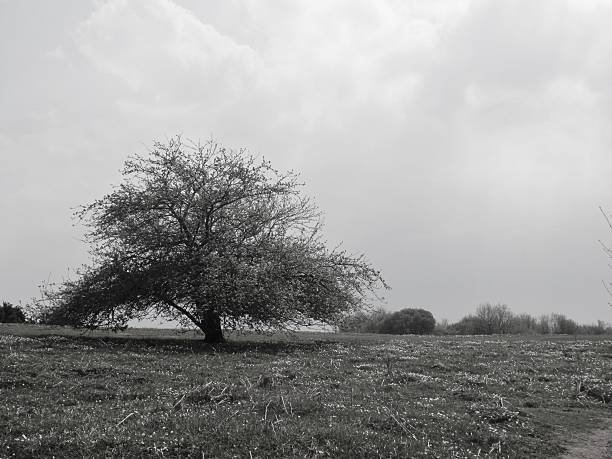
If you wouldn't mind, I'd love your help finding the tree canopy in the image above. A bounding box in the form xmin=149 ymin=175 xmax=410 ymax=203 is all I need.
xmin=43 ymin=137 xmax=387 ymax=342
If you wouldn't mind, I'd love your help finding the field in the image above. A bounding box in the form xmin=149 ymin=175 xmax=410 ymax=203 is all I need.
xmin=1 ymin=325 xmax=611 ymax=458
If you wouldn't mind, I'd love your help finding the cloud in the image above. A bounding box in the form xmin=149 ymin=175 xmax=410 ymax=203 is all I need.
xmin=74 ymin=0 xmax=474 ymax=132
xmin=76 ymin=0 xmax=262 ymax=104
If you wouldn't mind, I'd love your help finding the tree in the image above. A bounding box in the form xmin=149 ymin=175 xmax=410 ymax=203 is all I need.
xmin=509 ymin=313 xmax=537 ymax=334
xmin=601 ymin=206 xmax=612 ymax=309
xmin=491 ymin=304 xmax=513 ymax=334
xmin=474 ymin=303 xmax=495 ymax=334
xmin=43 ymin=137 xmax=387 ymax=342
xmin=0 ymin=302 xmax=26 ymax=323
xmin=537 ymin=315 xmax=552 ymax=334
xmin=551 ymin=313 xmax=578 ymax=335
xmin=474 ymin=303 xmax=513 ymax=334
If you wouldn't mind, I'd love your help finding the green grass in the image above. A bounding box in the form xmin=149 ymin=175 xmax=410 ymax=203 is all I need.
xmin=1 ymin=324 xmax=611 ymax=458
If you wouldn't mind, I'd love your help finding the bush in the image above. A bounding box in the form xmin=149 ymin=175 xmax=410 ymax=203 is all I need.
xmin=377 ymin=308 xmax=436 ymax=335
xmin=338 ymin=307 xmax=436 ymax=335
xmin=0 ymin=302 xmax=26 ymax=323
xmin=433 ymin=318 xmax=450 ymax=335
xmin=337 ymin=307 xmax=388 ymax=333
xmin=578 ymin=320 xmax=611 ymax=335
xmin=448 ymin=315 xmax=484 ymax=335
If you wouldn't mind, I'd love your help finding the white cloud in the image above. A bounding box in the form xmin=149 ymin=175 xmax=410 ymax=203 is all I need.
xmin=74 ymin=0 xmax=475 ymax=131
xmin=76 ymin=0 xmax=262 ymax=104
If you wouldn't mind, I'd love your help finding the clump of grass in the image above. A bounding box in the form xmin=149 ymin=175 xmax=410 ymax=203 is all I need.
xmin=577 ymin=379 xmax=612 ymax=403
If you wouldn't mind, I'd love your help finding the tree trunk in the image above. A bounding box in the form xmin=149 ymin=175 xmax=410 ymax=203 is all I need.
xmin=201 ymin=311 xmax=224 ymax=343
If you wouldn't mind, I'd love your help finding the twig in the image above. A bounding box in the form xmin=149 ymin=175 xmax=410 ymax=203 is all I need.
xmin=385 ymin=407 xmax=417 ymax=441
xmin=116 ymin=412 xmax=137 ymax=426
xmin=600 ymin=206 xmax=612 ymax=231
xmin=172 ymin=393 xmax=187 ymax=410
xmin=281 ymin=395 xmax=289 ymax=415
xmin=264 ymin=400 xmax=272 ymax=421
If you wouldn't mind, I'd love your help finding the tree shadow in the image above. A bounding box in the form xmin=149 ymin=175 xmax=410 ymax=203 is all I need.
xmin=67 ymin=333 xmax=334 ymax=355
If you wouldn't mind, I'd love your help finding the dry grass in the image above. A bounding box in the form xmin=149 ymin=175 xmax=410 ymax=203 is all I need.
xmin=1 ymin=324 xmax=611 ymax=458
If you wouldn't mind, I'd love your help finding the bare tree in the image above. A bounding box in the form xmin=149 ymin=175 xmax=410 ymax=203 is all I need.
xmin=475 ymin=303 xmax=496 ymax=334
xmin=600 ymin=206 xmax=612 ymax=308
xmin=475 ymin=303 xmax=513 ymax=334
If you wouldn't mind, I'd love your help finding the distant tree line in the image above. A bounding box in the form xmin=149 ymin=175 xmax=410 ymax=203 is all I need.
xmin=8 ymin=294 xmax=612 ymax=337
xmin=339 ymin=303 xmax=611 ymax=336
xmin=439 ymin=303 xmax=612 ymax=335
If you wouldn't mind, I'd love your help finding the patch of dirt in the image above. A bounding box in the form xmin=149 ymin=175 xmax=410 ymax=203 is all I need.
xmin=559 ymin=418 xmax=612 ymax=459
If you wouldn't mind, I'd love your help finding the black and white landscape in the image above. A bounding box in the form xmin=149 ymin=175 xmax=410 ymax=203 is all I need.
xmin=1 ymin=1 xmax=612 ymax=457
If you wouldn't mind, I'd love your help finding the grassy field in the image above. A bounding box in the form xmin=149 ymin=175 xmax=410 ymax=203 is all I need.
xmin=1 ymin=324 xmax=611 ymax=458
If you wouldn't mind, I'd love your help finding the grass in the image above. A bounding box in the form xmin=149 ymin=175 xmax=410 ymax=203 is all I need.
xmin=1 ymin=324 xmax=611 ymax=458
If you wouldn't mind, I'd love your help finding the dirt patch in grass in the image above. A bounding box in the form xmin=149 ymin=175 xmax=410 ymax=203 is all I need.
xmin=559 ymin=418 xmax=612 ymax=459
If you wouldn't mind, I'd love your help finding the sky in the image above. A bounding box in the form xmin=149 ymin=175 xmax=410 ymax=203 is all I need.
xmin=2 ymin=0 xmax=612 ymax=324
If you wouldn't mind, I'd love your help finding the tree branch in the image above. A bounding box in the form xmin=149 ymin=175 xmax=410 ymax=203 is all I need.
xmin=161 ymin=297 xmax=202 ymax=329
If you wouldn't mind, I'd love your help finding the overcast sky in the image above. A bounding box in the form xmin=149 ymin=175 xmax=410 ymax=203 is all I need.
xmin=2 ymin=0 xmax=612 ymax=324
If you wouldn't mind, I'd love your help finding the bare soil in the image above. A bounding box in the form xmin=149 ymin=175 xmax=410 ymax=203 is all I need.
xmin=559 ymin=418 xmax=612 ymax=459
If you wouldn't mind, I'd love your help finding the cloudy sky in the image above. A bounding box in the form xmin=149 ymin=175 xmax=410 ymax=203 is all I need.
xmin=2 ymin=0 xmax=612 ymax=324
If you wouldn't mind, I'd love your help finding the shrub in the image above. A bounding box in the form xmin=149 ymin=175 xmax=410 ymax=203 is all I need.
xmin=338 ymin=307 xmax=436 ymax=335
xmin=337 ymin=307 xmax=388 ymax=333
xmin=36 ymin=305 xmax=70 ymax=326
xmin=0 ymin=302 xmax=26 ymax=323
xmin=433 ymin=318 xmax=450 ymax=335
xmin=448 ymin=315 xmax=485 ymax=335
xmin=578 ymin=320 xmax=611 ymax=335
xmin=377 ymin=308 xmax=436 ymax=335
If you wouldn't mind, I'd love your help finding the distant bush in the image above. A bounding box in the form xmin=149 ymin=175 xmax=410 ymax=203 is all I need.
xmin=0 ymin=302 xmax=27 ymax=323
xmin=35 ymin=303 xmax=72 ymax=326
xmin=377 ymin=308 xmax=436 ymax=335
xmin=447 ymin=315 xmax=484 ymax=335
xmin=433 ymin=318 xmax=450 ymax=335
xmin=339 ymin=307 xmax=436 ymax=335
xmin=338 ymin=307 xmax=388 ymax=333
xmin=578 ymin=320 xmax=609 ymax=335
